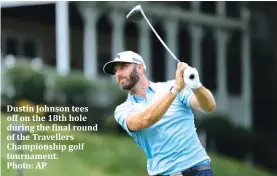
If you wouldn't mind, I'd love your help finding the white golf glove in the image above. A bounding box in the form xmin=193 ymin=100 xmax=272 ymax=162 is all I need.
xmin=183 ymin=66 xmax=202 ymax=89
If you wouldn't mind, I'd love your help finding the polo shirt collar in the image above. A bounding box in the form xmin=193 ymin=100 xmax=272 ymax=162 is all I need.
xmin=127 ymin=81 xmax=156 ymax=103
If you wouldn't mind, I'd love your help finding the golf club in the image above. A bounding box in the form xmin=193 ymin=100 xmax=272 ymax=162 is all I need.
xmin=126 ymin=4 xmax=195 ymax=80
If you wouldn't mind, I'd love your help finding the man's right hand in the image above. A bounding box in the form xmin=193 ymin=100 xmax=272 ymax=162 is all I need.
xmin=174 ymin=62 xmax=188 ymax=92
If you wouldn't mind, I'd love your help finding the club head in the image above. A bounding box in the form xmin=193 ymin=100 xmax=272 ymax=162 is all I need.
xmin=126 ymin=5 xmax=143 ymax=22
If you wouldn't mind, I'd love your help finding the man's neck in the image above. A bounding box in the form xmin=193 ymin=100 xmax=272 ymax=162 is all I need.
xmin=130 ymin=77 xmax=150 ymax=99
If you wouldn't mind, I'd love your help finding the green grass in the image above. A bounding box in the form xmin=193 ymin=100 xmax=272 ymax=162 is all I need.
xmin=1 ymin=114 xmax=273 ymax=176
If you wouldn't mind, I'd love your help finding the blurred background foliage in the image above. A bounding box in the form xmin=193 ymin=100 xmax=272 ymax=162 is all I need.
xmin=2 ymin=59 xmax=128 ymax=129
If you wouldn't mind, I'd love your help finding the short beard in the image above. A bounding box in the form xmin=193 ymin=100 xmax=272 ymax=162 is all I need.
xmin=121 ymin=65 xmax=140 ymax=90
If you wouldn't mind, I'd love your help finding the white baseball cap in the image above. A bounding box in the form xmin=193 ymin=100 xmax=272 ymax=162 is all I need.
xmin=103 ymin=51 xmax=146 ymax=75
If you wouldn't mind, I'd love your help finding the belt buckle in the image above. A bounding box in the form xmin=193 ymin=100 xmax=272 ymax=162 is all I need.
xmin=170 ymin=172 xmax=183 ymax=176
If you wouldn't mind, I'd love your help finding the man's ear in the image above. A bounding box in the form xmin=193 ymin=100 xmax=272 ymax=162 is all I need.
xmin=138 ymin=64 xmax=145 ymax=73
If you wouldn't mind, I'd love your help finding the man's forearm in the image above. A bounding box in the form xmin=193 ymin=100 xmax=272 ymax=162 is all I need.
xmin=193 ymin=86 xmax=216 ymax=112
xmin=141 ymin=91 xmax=176 ymax=126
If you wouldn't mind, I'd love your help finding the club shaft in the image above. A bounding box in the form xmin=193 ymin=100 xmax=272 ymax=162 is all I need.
xmin=137 ymin=6 xmax=195 ymax=80
xmin=140 ymin=10 xmax=181 ymax=63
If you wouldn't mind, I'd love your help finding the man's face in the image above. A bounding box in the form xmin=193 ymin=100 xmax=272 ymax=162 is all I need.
xmin=114 ymin=63 xmax=140 ymax=90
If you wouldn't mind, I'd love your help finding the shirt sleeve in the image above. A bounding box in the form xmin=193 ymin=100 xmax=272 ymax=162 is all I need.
xmin=114 ymin=103 xmax=136 ymax=137
xmin=179 ymin=86 xmax=194 ymax=109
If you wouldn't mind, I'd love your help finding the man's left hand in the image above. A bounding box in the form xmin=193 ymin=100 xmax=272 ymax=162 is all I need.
xmin=183 ymin=66 xmax=202 ymax=89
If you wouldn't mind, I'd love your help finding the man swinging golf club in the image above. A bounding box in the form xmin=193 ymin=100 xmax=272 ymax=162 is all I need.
xmin=103 ymin=51 xmax=216 ymax=176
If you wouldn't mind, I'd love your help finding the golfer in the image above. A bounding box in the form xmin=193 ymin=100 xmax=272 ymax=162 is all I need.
xmin=103 ymin=51 xmax=216 ymax=176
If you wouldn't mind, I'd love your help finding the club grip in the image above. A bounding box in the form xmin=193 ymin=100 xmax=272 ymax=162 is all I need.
xmin=189 ymin=73 xmax=195 ymax=80
xmin=183 ymin=67 xmax=196 ymax=81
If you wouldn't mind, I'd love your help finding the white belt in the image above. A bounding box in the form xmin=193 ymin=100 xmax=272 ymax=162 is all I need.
xmin=170 ymin=172 xmax=183 ymax=176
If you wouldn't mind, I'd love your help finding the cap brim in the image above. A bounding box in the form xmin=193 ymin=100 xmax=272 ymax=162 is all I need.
xmin=103 ymin=60 xmax=133 ymax=75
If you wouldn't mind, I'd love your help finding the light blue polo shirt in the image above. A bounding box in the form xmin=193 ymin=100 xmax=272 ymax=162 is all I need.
xmin=114 ymin=80 xmax=211 ymax=176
